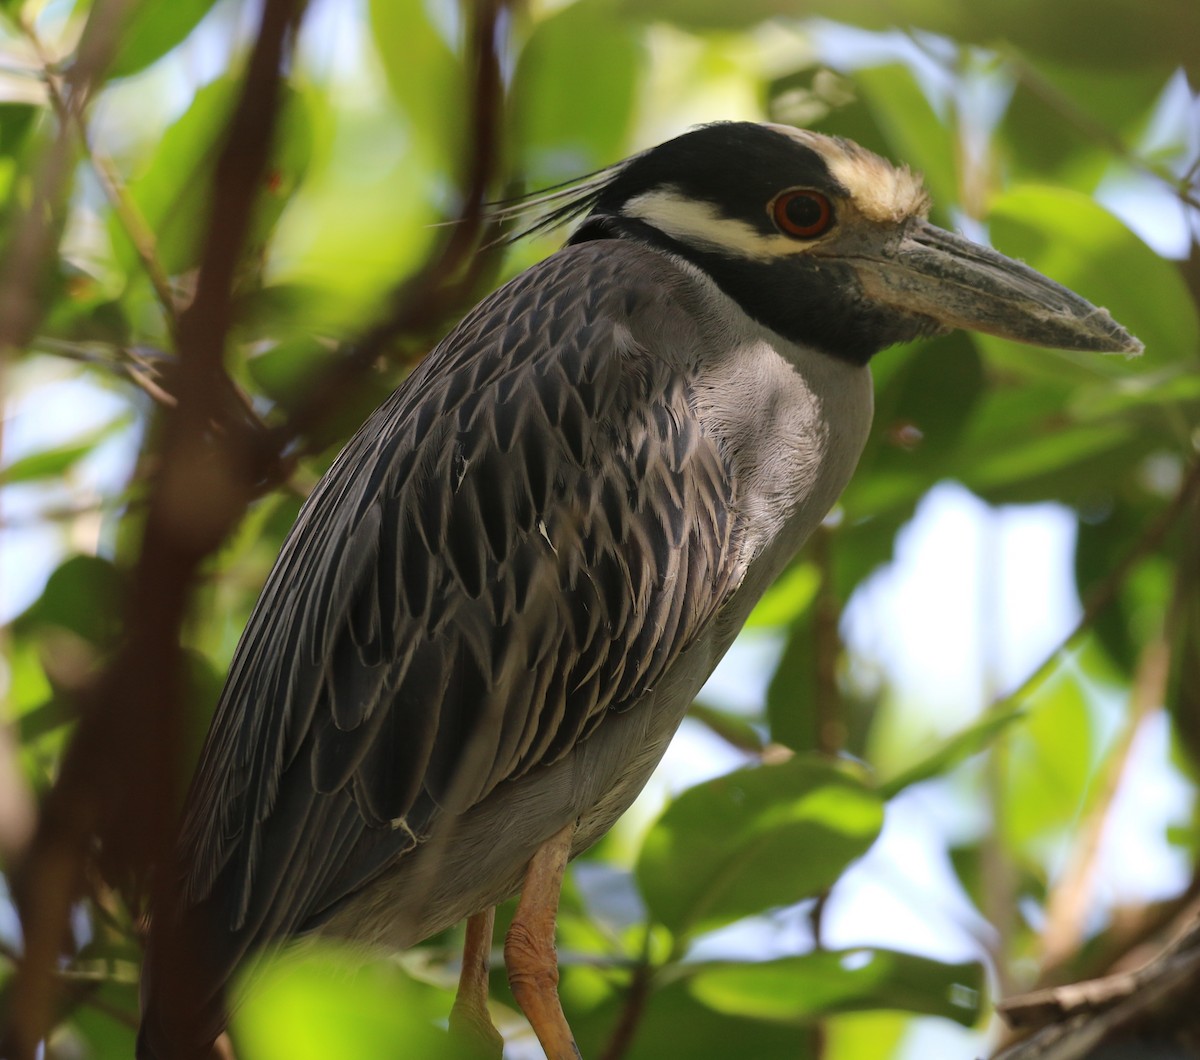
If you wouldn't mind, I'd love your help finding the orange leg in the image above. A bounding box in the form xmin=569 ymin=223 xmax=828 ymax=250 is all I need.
xmin=450 ymin=908 xmax=503 ymax=1056
xmin=504 ymin=821 xmax=580 ymax=1060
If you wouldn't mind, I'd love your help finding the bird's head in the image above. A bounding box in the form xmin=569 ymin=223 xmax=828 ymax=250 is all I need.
xmin=532 ymin=122 xmax=1142 ymax=364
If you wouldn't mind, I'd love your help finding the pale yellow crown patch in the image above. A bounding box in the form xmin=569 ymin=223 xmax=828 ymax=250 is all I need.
xmin=765 ymin=124 xmax=931 ymax=223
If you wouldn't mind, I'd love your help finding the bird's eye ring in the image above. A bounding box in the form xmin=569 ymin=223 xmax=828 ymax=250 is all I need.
xmin=771 ymin=189 xmax=834 ymax=239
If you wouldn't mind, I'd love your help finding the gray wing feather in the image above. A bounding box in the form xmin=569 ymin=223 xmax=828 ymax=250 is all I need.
xmin=176 ymin=239 xmax=743 ymax=955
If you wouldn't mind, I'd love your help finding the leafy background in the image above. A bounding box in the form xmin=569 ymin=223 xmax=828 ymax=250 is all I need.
xmin=0 ymin=0 xmax=1197 ymax=1058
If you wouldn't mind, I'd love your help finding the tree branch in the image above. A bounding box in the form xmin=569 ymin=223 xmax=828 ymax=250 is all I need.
xmin=995 ymin=906 xmax=1200 ymax=1059
xmin=4 ymin=2 xmax=308 ymax=1054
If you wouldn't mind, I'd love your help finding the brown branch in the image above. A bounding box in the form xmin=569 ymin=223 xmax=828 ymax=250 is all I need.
xmin=5 ymin=1 xmax=517 ymax=1052
xmin=599 ymin=931 xmax=654 ymax=1060
xmin=994 ymin=905 xmax=1200 ymax=1059
xmin=3 ymin=2 xmax=308 ymax=1056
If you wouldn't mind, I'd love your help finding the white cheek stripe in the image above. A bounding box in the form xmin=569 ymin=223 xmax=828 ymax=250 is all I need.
xmin=623 ymin=189 xmax=806 ymax=260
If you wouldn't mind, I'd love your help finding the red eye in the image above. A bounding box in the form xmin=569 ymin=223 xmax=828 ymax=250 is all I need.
xmin=772 ymin=189 xmax=834 ymax=239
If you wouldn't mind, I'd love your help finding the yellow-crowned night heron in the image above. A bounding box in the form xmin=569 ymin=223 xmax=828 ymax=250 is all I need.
xmin=138 ymin=122 xmax=1141 ymax=1059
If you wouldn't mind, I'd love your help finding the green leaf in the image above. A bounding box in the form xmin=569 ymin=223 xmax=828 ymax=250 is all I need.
xmin=573 ymin=980 xmax=814 ymax=1060
xmin=1074 ymin=501 xmax=1148 ymax=671
xmin=368 ymin=0 xmax=466 ymax=177
xmin=512 ymin=0 xmax=642 ymax=180
xmin=766 ymin=609 xmax=818 ymax=752
xmin=245 ymin=336 xmax=337 ymax=407
xmin=67 ymin=977 xmax=139 ymax=1057
xmin=0 ymin=103 xmax=39 ymax=158
xmin=121 ymin=78 xmax=312 ymax=276
xmin=232 ymin=946 xmax=474 ymax=1060
xmin=1000 ymin=63 xmax=1173 ymax=187
xmin=108 ymin=0 xmax=221 ymax=79
xmin=1069 ymin=363 xmax=1200 ymax=425
xmin=14 ymin=554 xmax=123 ymax=647
xmin=961 ymin=0 xmax=1200 ymax=70
xmin=825 ymin=1011 xmax=911 ymax=1060
xmin=0 ymin=413 xmax=130 ymax=485
xmin=688 ymin=701 xmax=767 ymax=754
xmin=613 ymin=0 xmax=898 ymax=32
xmin=845 ymin=332 xmax=986 ymax=519
xmin=1000 ymin=664 xmax=1095 ymax=859
xmin=963 ymin=420 xmax=1142 ymax=500
xmin=878 ymin=703 xmax=1026 ymax=798
xmin=946 ymin=375 xmax=1151 ymax=506
xmin=688 ymin=948 xmax=985 ymax=1026
xmin=636 ymin=757 xmax=883 ymax=936
xmin=1169 ymin=528 xmax=1200 ymax=774
xmin=747 ymin=561 xmax=819 ymax=629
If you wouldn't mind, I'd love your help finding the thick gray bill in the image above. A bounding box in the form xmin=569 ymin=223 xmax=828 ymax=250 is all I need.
xmin=856 ymin=219 xmax=1143 ymax=355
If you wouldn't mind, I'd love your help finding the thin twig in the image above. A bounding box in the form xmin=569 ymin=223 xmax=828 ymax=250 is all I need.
xmin=993 ymin=457 xmax=1200 ymax=714
xmin=21 ymin=17 xmax=277 ymax=446
xmin=1037 ymin=636 xmax=1170 ymax=977
xmin=599 ymin=927 xmax=655 ymax=1060
xmin=0 ymin=0 xmax=140 ymax=358
xmin=994 ymin=903 xmax=1200 ymax=1059
xmin=812 ymin=525 xmax=844 ymax=757
xmin=17 ymin=18 xmax=179 ymax=330
xmin=4 ymin=2 xmax=308 ymax=1056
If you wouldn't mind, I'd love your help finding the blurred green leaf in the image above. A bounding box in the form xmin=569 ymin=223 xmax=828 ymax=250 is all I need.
xmin=0 ymin=413 xmax=130 ymax=485
xmin=121 ymin=78 xmax=312 ymax=276
xmin=1069 ymin=364 xmax=1200 ymax=426
xmin=825 ymin=1010 xmax=911 ymax=1060
xmin=1001 ymin=665 xmax=1095 ymax=858
xmin=368 ymin=0 xmax=466 ymax=177
xmin=14 ymin=554 xmax=123 ymax=647
xmin=1075 ymin=501 xmax=1154 ymax=671
xmin=625 ymin=0 xmax=1199 ymax=68
xmin=748 ymin=561 xmax=820 ymax=628
xmin=964 ymin=420 xmax=1142 ymax=500
xmin=958 ymin=0 xmax=1200 ymax=70
xmin=688 ymin=701 xmax=767 ymax=753
xmin=1000 ymin=63 xmax=1173 ymax=187
xmin=766 ymin=608 xmax=818 ymax=751
xmin=614 ymin=0 xmax=896 ymax=32
xmin=512 ymin=0 xmax=642 ymax=179
xmin=636 ymin=757 xmax=883 ymax=936
xmin=573 ymin=979 xmax=813 ymax=1060
xmin=846 ymin=333 xmax=986 ymax=518
xmin=946 ymin=376 xmax=1152 ymax=507
xmin=878 ymin=702 xmax=1025 ymax=798
xmin=630 ymin=0 xmax=1199 ymax=68
xmin=0 ymin=102 xmax=38 ymax=157
xmin=245 ymin=336 xmax=336 ymax=406
xmin=68 ymin=985 xmax=140 ymax=1057
xmin=688 ymin=948 xmax=985 ymax=1025
xmin=109 ymin=0 xmax=221 ymax=79
xmin=232 ymin=946 xmax=474 ymax=1060
xmin=1166 ymin=502 xmax=1200 ymax=771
